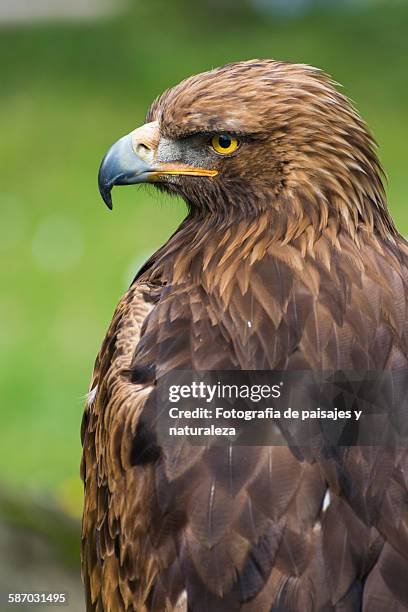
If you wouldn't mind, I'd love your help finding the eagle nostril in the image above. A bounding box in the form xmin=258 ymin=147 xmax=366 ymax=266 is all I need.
xmin=135 ymin=142 xmax=150 ymax=154
xmin=135 ymin=141 xmax=154 ymax=163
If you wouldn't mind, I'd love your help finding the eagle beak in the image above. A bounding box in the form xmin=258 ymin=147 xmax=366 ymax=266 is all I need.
xmin=98 ymin=121 xmax=218 ymax=209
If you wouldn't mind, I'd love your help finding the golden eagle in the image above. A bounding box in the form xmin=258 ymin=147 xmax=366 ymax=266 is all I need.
xmin=81 ymin=60 xmax=408 ymax=611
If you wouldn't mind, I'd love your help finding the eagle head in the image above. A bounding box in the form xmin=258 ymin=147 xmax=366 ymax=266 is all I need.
xmin=98 ymin=59 xmax=393 ymax=236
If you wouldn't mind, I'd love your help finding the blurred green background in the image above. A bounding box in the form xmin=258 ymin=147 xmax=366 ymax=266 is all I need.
xmin=0 ymin=0 xmax=407 ymax=607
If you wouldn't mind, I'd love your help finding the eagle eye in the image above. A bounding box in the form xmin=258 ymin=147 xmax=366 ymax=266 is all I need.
xmin=211 ymin=134 xmax=239 ymax=155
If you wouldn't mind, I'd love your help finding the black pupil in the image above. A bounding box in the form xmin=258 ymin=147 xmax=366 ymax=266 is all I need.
xmin=218 ymin=135 xmax=232 ymax=149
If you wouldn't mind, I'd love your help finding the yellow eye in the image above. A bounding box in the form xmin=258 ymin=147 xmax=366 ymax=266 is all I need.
xmin=211 ymin=134 xmax=239 ymax=155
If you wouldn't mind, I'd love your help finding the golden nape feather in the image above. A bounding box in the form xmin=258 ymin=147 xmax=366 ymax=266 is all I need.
xmin=82 ymin=60 xmax=408 ymax=611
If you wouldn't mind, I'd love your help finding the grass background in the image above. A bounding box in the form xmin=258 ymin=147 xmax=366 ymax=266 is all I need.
xmin=0 ymin=0 xmax=407 ymax=522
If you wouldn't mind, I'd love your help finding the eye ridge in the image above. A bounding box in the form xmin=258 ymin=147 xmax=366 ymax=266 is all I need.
xmin=211 ymin=134 xmax=240 ymax=155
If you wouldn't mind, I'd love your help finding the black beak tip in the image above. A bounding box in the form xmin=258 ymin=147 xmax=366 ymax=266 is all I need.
xmin=100 ymin=185 xmax=113 ymax=210
xmin=98 ymin=166 xmax=113 ymax=210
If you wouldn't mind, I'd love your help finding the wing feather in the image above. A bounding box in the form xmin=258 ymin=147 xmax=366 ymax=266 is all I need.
xmin=82 ymin=227 xmax=408 ymax=610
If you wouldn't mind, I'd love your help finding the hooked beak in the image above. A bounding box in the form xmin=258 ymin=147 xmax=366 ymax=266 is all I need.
xmin=98 ymin=121 xmax=218 ymax=209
